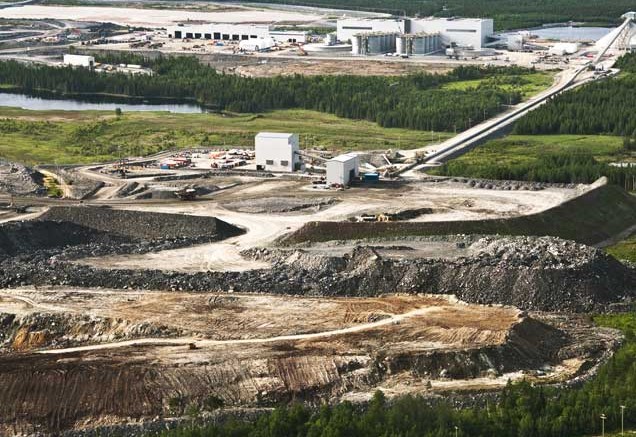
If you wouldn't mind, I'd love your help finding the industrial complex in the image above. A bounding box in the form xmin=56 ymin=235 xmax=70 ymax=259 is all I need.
xmin=2 ymin=1 xmax=636 ymax=434
xmin=338 ymin=17 xmax=494 ymax=55
xmin=164 ymin=16 xmax=493 ymax=56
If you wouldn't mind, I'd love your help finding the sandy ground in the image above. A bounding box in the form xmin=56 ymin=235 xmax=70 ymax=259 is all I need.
xmin=0 ymin=5 xmax=326 ymax=27
xmin=0 ymin=287 xmax=520 ymax=352
xmin=234 ymin=59 xmax=454 ymax=77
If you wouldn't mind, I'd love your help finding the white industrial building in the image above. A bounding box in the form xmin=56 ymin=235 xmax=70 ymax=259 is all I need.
xmin=410 ymin=18 xmax=493 ymax=49
xmin=255 ymin=132 xmax=303 ymax=172
xmin=63 ymin=54 xmax=95 ymax=68
xmin=338 ymin=17 xmax=494 ymax=51
xmin=337 ymin=18 xmax=406 ymax=43
xmin=167 ymin=24 xmax=307 ymax=43
xmin=269 ymin=30 xmax=307 ymax=43
xmin=326 ymin=153 xmax=360 ymax=186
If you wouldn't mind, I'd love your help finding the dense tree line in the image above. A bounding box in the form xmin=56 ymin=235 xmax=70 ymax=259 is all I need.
xmin=154 ymin=314 xmax=636 ymax=437
xmin=0 ymin=57 xmax=527 ymax=132
xmin=238 ymin=0 xmax=633 ymax=30
xmin=514 ymin=53 xmax=636 ymax=137
xmin=435 ymin=151 xmax=636 ymax=190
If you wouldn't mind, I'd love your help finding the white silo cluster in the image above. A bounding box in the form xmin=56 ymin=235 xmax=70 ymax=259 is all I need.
xmin=352 ymin=32 xmax=400 ymax=55
xmin=396 ymin=33 xmax=442 ymax=56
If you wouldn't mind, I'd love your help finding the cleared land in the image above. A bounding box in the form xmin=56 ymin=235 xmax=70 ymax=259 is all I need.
xmin=0 ymin=108 xmax=452 ymax=164
xmin=0 ymin=5 xmax=327 ymax=27
xmin=0 ymin=287 xmax=612 ymax=434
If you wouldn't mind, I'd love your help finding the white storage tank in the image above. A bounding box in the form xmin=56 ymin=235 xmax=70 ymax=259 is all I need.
xmin=326 ymin=153 xmax=360 ymax=186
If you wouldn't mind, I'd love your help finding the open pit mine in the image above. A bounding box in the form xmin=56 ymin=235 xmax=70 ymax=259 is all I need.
xmin=0 ymin=159 xmax=634 ymax=435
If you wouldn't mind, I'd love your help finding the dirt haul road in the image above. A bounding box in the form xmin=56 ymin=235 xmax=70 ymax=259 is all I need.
xmin=77 ymin=178 xmax=579 ymax=272
xmin=37 ymin=306 xmax=439 ymax=355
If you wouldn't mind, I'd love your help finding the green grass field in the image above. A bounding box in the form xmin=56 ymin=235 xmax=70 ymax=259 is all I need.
xmin=0 ymin=108 xmax=451 ymax=165
xmin=430 ymin=134 xmax=628 ymax=171
xmin=606 ymin=235 xmax=636 ymax=263
xmin=441 ymin=72 xmax=555 ymax=99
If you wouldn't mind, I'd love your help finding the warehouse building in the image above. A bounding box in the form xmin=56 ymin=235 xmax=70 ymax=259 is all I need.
xmin=167 ymin=24 xmax=269 ymax=41
xmin=167 ymin=24 xmax=307 ymax=43
xmin=255 ymin=132 xmax=303 ymax=172
xmin=326 ymin=153 xmax=360 ymax=186
xmin=410 ymin=17 xmax=493 ymax=50
xmin=63 ymin=54 xmax=95 ymax=68
xmin=338 ymin=17 xmax=493 ymax=51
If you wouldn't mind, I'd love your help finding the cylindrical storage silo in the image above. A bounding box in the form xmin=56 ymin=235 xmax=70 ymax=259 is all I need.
xmin=396 ymin=36 xmax=404 ymax=54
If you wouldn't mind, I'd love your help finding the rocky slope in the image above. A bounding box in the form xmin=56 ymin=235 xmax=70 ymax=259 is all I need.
xmin=0 ymin=234 xmax=632 ymax=312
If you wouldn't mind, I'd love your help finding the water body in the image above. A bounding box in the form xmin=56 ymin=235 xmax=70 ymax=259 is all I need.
xmin=502 ymin=26 xmax=613 ymax=42
xmin=0 ymin=91 xmax=206 ymax=113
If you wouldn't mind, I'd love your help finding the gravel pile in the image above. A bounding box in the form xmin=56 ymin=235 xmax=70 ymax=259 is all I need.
xmin=0 ymin=161 xmax=45 ymax=196
xmin=0 ymin=233 xmax=633 ymax=312
xmin=454 ymin=178 xmax=579 ymax=191
xmin=223 ymin=197 xmax=337 ymax=214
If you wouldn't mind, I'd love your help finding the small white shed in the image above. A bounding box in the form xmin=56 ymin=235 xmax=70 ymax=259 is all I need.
xmin=255 ymin=132 xmax=302 ymax=172
xmin=326 ymin=153 xmax=359 ymax=186
xmin=63 ymin=54 xmax=95 ymax=68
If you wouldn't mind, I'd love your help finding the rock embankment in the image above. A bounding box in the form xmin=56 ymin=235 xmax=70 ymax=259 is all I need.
xmin=0 ymin=234 xmax=633 ymax=312
xmin=0 ymin=207 xmax=244 ymax=258
xmin=38 ymin=206 xmax=244 ymax=241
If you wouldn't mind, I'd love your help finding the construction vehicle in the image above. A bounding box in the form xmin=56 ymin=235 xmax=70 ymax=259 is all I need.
xmin=175 ymin=187 xmax=197 ymax=201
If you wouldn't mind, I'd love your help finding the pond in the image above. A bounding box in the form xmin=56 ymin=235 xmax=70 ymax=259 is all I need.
xmin=0 ymin=91 xmax=207 ymax=113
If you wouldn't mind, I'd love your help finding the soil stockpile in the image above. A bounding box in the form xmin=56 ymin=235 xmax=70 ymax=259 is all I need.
xmin=0 ymin=161 xmax=45 ymax=196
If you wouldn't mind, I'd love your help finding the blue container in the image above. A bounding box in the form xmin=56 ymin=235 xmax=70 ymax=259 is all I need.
xmin=363 ymin=172 xmax=380 ymax=182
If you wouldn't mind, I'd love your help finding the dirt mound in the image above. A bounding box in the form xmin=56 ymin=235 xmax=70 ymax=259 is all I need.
xmin=0 ymin=220 xmax=128 ymax=257
xmin=0 ymin=207 xmax=244 ymax=259
xmin=38 ymin=206 xmax=243 ymax=241
xmin=241 ymin=236 xmax=634 ymax=312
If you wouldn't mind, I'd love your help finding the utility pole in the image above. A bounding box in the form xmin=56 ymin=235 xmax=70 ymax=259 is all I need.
xmin=621 ymin=405 xmax=626 ymax=436
xmin=601 ymin=413 xmax=607 ymax=437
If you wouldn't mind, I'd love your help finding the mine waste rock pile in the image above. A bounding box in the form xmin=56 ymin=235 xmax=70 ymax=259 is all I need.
xmin=0 ymin=209 xmax=633 ymax=313
xmin=242 ymin=236 xmax=635 ymax=312
xmin=0 ymin=160 xmax=45 ymax=196
xmin=0 ymin=206 xmax=244 ymax=259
